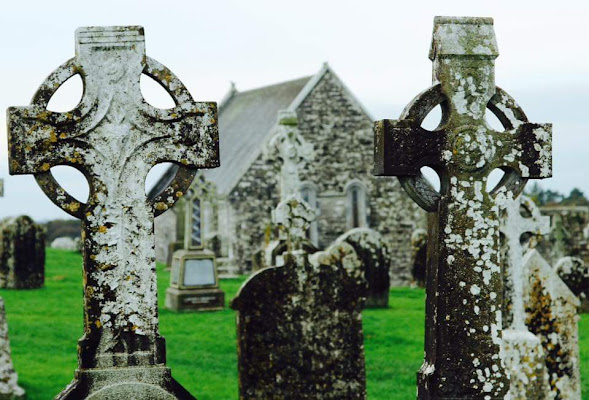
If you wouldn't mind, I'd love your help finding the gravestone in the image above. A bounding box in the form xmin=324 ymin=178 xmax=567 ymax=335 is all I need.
xmin=374 ymin=17 xmax=552 ymax=398
xmin=7 ymin=26 xmax=219 ymax=398
xmin=555 ymin=256 xmax=589 ymax=313
xmin=336 ymin=227 xmax=390 ymax=308
xmin=499 ymin=195 xmax=551 ymax=399
xmin=166 ymin=184 xmax=224 ymax=312
xmin=410 ymin=228 xmax=427 ymax=287
xmin=522 ymin=250 xmax=581 ymax=399
xmin=0 ymin=298 xmax=25 ymax=400
xmin=232 ymin=187 xmax=367 ymax=398
xmin=51 ymin=236 xmax=78 ymax=251
xmin=263 ymin=110 xmax=315 ymax=268
xmin=0 ymin=216 xmax=45 ymax=289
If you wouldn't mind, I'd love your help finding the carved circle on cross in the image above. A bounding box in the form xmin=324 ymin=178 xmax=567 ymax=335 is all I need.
xmin=29 ymin=57 xmax=198 ymax=219
xmin=398 ymin=83 xmax=530 ymax=212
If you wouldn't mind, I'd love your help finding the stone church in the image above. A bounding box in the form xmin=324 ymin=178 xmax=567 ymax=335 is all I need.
xmin=152 ymin=63 xmax=425 ymax=284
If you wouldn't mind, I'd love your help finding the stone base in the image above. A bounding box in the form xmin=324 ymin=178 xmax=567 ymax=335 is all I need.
xmin=165 ymin=287 xmax=224 ymax=312
xmin=56 ymin=365 xmax=195 ymax=399
xmin=216 ymin=258 xmax=240 ymax=279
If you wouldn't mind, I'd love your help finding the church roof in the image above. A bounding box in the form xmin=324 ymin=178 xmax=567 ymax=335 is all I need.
xmin=203 ymin=75 xmax=312 ymax=195
xmin=148 ymin=63 xmax=372 ymax=200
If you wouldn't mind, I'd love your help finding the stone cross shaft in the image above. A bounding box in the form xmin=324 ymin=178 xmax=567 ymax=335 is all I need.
xmin=374 ymin=17 xmax=552 ymax=399
xmin=7 ymin=26 xmax=218 ymax=398
xmin=500 ymin=195 xmax=550 ymax=330
xmin=267 ymin=110 xmax=313 ymax=201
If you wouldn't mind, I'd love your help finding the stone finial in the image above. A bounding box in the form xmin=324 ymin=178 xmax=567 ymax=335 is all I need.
xmin=429 ymin=17 xmax=498 ymax=60
xmin=7 ymin=25 xmax=218 ymax=398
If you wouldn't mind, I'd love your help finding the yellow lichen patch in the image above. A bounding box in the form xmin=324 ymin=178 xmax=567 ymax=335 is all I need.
xmin=98 ymin=225 xmax=107 ymax=233
xmin=95 ymin=320 xmax=102 ymax=328
xmin=41 ymin=163 xmax=51 ymax=171
xmin=67 ymin=202 xmax=80 ymax=212
xmin=49 ymin=130 xmax=57 ymax=143
xmin=155 ymin=202 xmax=168 ymax=211
xmin=175 ymin=191 xmax=183 ymax=198
xmin=59 ymin=133 xmax=67 ymax=139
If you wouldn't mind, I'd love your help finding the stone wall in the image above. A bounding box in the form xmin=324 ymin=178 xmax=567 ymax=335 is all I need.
xmin=228 ymin=70 xmax=425 ymax=280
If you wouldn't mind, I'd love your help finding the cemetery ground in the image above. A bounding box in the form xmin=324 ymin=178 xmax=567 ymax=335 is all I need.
xmin=0 ymin=249 xmax=587 ymax=399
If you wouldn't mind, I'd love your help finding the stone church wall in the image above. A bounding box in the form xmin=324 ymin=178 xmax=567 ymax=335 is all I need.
xmin=227 ymin=70 xmax=426 ymax=282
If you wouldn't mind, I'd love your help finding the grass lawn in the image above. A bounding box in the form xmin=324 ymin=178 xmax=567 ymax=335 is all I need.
xmin=0 ymin=248 xmax=587 ymax=399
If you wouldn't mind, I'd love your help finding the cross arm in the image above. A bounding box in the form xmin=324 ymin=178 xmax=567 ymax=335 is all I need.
xmin=491 ymin=123 xmax=552 ymax=179
xmin=374 ymin=119 xmax=447 ymax=176
xmin=7 ymin=105 xmax=92 ymax=175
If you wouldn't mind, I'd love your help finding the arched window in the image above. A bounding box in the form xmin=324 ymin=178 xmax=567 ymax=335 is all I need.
xmin=346 ymin=181 xmax=367 ymax=229
xmin=300 ymin=182 xmax=319 ymax=246
xmin=189 ymin=196 xmax=203 ymax=248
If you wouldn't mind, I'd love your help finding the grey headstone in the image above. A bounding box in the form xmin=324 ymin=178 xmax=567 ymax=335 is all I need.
xmin=336 ymin=227 xmax=390 ymax=308
xmin=0 ymin=216 xmax=45 ymax=289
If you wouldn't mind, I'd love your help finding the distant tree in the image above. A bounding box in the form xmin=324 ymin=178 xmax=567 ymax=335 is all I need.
xmin=562 ymin=187 xmax=589 ymax=206
xmin=524 ymin=183 xmax=564 ymax=206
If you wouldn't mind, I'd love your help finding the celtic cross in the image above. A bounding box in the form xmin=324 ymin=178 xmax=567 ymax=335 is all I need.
xmin=7 ymin=26 xmax=218 ymax=398
xmin=374 ymin=17 xmax=552 ymax=399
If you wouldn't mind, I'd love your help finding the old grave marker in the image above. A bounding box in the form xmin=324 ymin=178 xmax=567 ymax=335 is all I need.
xmin=0 ymin=216 xmax=45 ymax=289
xmin=0 ymin=298 xmax=25 ymax=399
xmin=500 ymin=195 xmax=551 ymax=399
xmin=7 ymin=26 xmax=218 ymax=398
xmin=374 ymin=17 xmax=552 ymax=398
xmin=264 ymin=110 xmax=316 ymax=266
xmin=231 ymin=199 xmax=366 ymax=398
xmin=523 ymin=250 xmax=581 ymax=399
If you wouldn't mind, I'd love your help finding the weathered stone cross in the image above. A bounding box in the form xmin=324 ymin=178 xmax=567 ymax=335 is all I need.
xmin=267 ymin=110 xmax=315 ymax=251
xmin=8 ymin=26 xmax=218 ymax=399
xmin=500 ymin=194 xmax=550 ymax=329
xmin=500 ymin=194 xmax=551 ymax=398
xmin=267 ymin=110 xmax=313 ymax=200
xmin=374 ymin=17 xmax=552 ymax=398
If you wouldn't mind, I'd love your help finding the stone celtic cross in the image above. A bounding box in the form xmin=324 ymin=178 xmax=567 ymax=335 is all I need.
xmin=267 ymin=110 xmax=315 ymax=251
xmin=374 ymin=17 xmax=552 ymax=398
xmin=7 ymin=26 xmax=219 ymax=399
xmin=500 ymin=194 xmax=550 ymax=329
xmin=267 ymin=110 xmax=313 ymax=200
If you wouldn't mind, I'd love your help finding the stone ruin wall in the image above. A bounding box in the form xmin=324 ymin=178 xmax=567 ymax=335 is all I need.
xmin=228 ymin=70 xmax=425 ymax=282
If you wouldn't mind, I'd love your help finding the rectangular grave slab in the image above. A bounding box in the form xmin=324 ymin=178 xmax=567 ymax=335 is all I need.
xmin=374 ymin=16 xmax=552 ymax=398
xmin=7 ymin=26 xmax=219 ymax=399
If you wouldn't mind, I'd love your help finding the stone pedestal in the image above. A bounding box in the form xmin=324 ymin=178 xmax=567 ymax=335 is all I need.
xmin=165 ymin=249 xmax=224 ymax=312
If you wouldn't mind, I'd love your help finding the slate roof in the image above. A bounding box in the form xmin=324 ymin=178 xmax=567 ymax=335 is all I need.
xmin=148 ymin=64 xmax=372 ymax=200
xmin=203 ymin=76 xmax=312 ymax=195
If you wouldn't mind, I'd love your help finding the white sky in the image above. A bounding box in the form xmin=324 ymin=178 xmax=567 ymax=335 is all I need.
xmin=0 ymin=0 xmax=587 ymax=221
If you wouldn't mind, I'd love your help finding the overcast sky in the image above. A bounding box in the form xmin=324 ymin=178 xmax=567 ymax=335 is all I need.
xmin=0 ymin=0 xmax=586 ymax=221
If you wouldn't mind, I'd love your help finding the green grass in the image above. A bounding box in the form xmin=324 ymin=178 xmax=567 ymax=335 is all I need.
xmin=0 ymin=248 xmax=587 ymax=399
